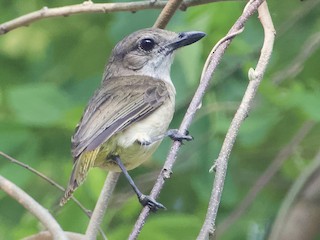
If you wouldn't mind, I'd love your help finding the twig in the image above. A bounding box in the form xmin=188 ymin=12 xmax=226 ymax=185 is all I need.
xmin=0 ymin=0 xmax=239 ymax=35
xmin=0 ymin=151 xmax=92 ymax=218
xmin=200 ymin=28 xmax=245 ymax=80
xmin=85 ymin=171 xmax=120 ymax=240
xmin=129 ymin=0 xmax=266 ymax=239
xmin=197 ymin=1 xmax=274 ymax=239
xmin=23 ymin=231 xmax=85 ymax=240
xmin=180 ymin=0 xmax=242 ymax=10
xmin=217 ymin=121 xmax=315 ymax=237
xmin=153 ymin=0 xmax=184 ymax=29
xmin=0 ymin=175 xmax=68 ymax=240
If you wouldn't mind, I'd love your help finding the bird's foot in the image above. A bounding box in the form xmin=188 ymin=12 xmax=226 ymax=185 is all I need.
xmin=139 ymin=194 xmax=166 ymax=212
xmin=167 ymin=129 xmax=193 ymax=142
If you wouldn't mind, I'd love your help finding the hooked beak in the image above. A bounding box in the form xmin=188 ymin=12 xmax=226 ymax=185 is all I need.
xmin=167 ymin=31 xmax=206 ymax=51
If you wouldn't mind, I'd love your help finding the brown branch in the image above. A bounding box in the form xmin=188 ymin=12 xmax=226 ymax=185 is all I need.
xmin=197 ymin=1 xmax=274 ymax=239
xmin=129 ymin=0 xmax=266 ymax=239
xmin=217 ymin=121 xmax=315 ymax=237
xmin=153 ymin=0 xmax=184 ymax=29
xmin=0 ymin=175 xmax=68 ymax=240
xmin=0 ymin=0 xmax=240 ymax=35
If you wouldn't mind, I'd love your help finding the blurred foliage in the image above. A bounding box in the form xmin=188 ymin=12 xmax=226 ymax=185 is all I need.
xmin=1 ymin=0 xmax=320 ymax=239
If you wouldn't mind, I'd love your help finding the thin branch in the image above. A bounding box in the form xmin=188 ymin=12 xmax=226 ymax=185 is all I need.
xmin=85 ymin=172 xmax=120 ymax=240
xmin=217 ymin=121 xmax=315 ymax=237
xmin=180 ymin=0 xmax=242 ymax=10
xmin=0 ymin=151 xmax=92 ymax=218
xmin=200 ymin=27 xmax=245 ymax=80
xmin=0 ymin=0 xmax=240 ymax=35
xmin=197 ymin=1 xmax=275 ymax=239
xmin=0 ymin=175 xmax=68 ymax=240
xmin=129 ymin=0 xmax=266 ymax=239
xmin=23 ymin=231 xmax=85 ymax=240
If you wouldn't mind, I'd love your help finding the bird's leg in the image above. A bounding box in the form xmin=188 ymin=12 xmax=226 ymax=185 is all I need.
xmin=111 ymin=155 xmax=166 ymax=211
xmin=140 ymin=129 xmax=193 ymax=146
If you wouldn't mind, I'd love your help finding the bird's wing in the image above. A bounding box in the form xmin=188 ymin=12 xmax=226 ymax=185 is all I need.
xmin=71 ymin=75 xmax=171 ymax=160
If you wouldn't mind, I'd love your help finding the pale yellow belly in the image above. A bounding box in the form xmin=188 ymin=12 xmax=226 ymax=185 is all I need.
xmin=94 ymin=99 xmax=175 ymax=172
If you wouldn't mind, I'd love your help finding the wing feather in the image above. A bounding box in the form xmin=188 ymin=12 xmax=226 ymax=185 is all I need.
xmin=71 ymin=75 xmax=171 ymax=159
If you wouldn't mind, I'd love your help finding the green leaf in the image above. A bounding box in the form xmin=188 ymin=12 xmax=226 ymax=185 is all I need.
xmin=7 ymin=83 xmax=72 ymax=127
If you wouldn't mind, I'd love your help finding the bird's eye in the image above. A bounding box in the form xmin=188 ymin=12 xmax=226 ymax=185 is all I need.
xmin=139 ymin=38 xmax=155 ymax=52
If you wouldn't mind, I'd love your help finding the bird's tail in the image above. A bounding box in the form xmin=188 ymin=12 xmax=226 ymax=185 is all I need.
xmin=60 ymin=148 xmax=99 ymax=206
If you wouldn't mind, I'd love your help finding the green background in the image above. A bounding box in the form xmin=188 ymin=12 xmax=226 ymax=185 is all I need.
xmin=1 ymin=0 xmax=320 ymax=239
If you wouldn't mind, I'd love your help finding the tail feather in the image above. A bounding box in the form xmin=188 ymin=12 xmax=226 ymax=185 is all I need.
xmin=60 ymin=148 xmax=99 ymax=206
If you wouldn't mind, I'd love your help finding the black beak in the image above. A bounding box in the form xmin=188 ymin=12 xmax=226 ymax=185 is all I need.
xmin=168 ymin=31 xmax=206 ymax=51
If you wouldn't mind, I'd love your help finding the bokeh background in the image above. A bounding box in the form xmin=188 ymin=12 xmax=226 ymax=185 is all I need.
xmin=1 ymin=0 xmax=320 ymax=239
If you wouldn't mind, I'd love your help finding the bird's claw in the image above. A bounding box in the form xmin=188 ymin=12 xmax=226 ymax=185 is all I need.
xmin=139 ymin=194 xmax=166 ymax=212
xmin=167 ymin=129 xmax=193 ymax=142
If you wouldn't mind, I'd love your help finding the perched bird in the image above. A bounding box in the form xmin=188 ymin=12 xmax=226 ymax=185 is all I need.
xmin=60 ymin=28 xmax=205 ymax=210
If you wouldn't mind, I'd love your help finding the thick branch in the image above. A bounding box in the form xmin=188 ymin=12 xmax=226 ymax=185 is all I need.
xmin=197 ymin=1 xmax=274 ymax=239
xmin=0 ymin=175 xmax=67 ymax=240
xmin=0 ymin=0 xmax=240 ymax=35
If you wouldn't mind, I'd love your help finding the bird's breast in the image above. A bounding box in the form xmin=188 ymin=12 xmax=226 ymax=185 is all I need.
xmin=117 ymin=97 xmax=175 ymax=149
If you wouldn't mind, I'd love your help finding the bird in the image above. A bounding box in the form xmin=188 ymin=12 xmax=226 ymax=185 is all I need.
xmin=60 ymin=28 xmax=205 ymax=211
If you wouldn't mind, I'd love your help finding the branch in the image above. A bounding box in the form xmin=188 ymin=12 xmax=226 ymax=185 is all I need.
xmin=153 ymin=0 xmax=184 ymax=29
xmin=198 ymin=1 xmax=275 ymax=239
xmin=0 ymin=175 xmax=68 ymax=240
xmin=85 ymin=172 xmax=120 ymax=240
xmin=0 ymin=0 xmax=240 ymax=35
xmin=217 ymin=121 xmax=315 ymax=237
xmin=24 ymin=231 xmax=85 ymax=240
xmin=0 ymin=151 xmax=92 ymax=219
xmin=129 ymin=0 xmax=267 ymax=239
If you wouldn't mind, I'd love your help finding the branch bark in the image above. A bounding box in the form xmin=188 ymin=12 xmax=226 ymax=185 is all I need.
xmin=153 ymin=0 xmax=184 ymax=29
xmin=0 ymin=175 xmax=67 ymax=240
xmin=197 ymin=1 xmax=275 ymax=239
xmin=0 ymin=0 xmax=240 ymax=35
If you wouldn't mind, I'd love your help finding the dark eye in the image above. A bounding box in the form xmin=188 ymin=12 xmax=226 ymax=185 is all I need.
xmin=139 ymin=38 xmax=155 ymax=51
